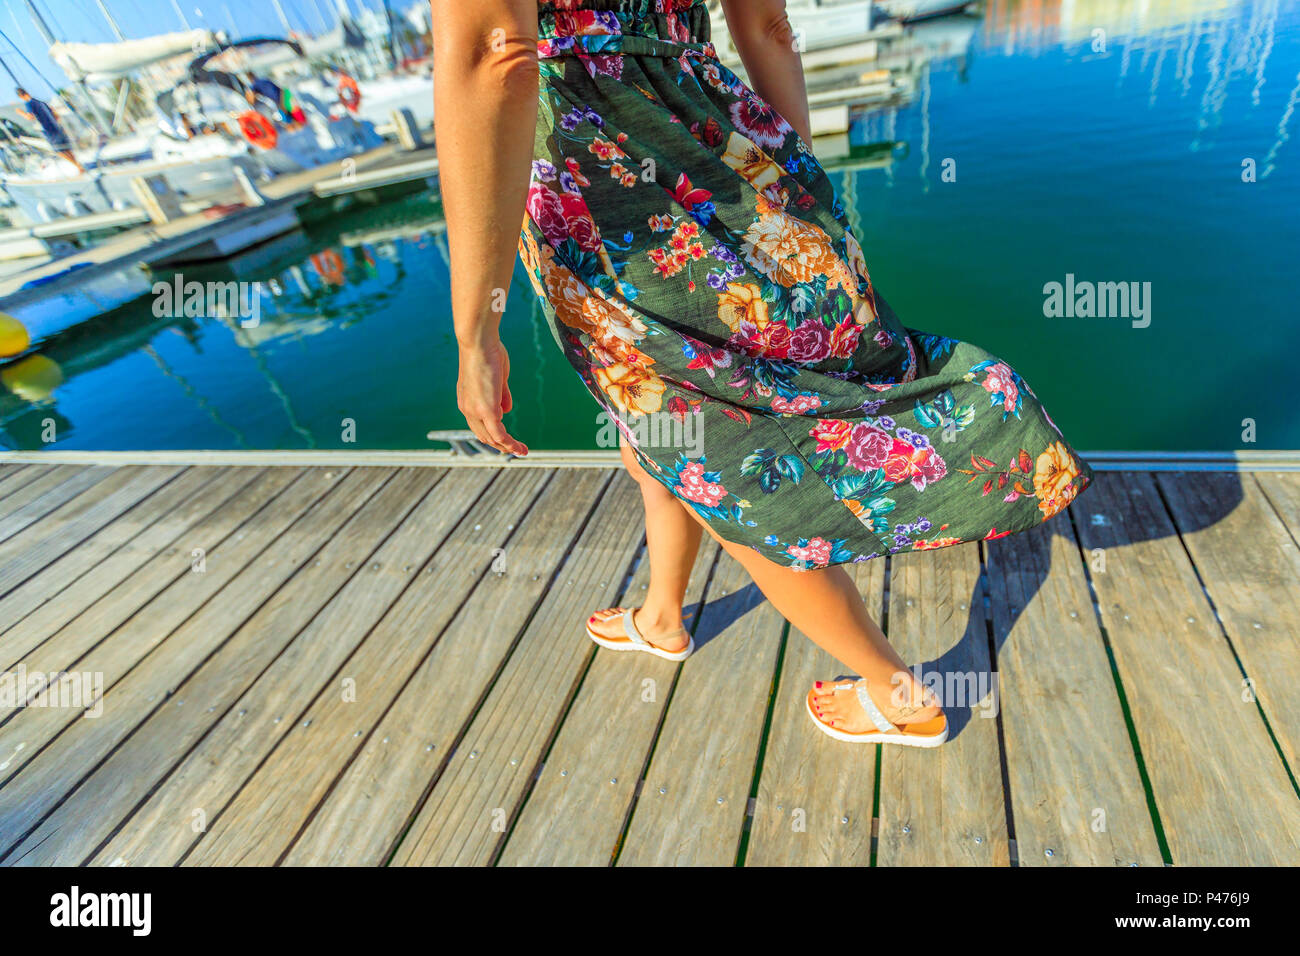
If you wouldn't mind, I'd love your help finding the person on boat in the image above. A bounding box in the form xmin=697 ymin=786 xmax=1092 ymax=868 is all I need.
xmin=435 ymin=0 xmax=1093 ymax=748
xmin=246 ymin=73 xmax=308 ymax=131
xmin=14 ymin=88 xmax=85 ymax=174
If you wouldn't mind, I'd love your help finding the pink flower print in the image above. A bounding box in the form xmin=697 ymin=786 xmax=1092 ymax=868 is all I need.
xmin=845 ymin=423 xmax=893 ymax=471
xmin=677 ymin=461 xmax=726 ymax=507
xmin=982 ymin=362 xmax=1019 ymax=413
xmin=787 ymin=318 xmax=832 ymax=363
xmin=771 ymin=393 xmax=822 ymax=415
xmin=526 ymin=183 xmax=568 ymax=246
xmin=787 ymin=537 xmax=832 ymax=568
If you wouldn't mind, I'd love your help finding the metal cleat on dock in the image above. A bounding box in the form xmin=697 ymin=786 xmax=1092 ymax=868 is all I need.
xmin=426 ymin=429 xmax=501 ymax=458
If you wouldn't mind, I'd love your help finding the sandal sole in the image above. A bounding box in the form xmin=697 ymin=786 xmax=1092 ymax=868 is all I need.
xmin=804 ymin=692 xmax=948 ymax=747
xmin=585 ymin=625 xmax=695 ymax=662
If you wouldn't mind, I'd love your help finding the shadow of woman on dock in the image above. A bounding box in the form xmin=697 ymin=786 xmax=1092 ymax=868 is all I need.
xmin=919 ymin=468 xmax=1246 ymax=741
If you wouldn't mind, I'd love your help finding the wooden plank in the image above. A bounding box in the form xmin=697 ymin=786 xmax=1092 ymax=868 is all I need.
xmin=1074 ymin=473 xmax=1300 ymax=864
xmin=93 ymin=468 xmax=489 ymax=867
xmin=0 ymin=466 xmax=182 ymax=593
xmin=0 ymin=464 xmax=35 ymax=497
xmin=2 ymin=467 xmax=421 ymax=865
xmin=204 ymin=468 xmax=600 ymax=866
xmin=1156 ymin=472 xmax=1300 ymax=772
xmin=1256 ymin=472 xmax=1300 ymax=543
xmin=0 ymin=466 xmax=237 ymax=640
xmin=744 ymin=558 xmax=882 ymax=866
xmin=388 ymin=473 xmax=647 ymax=867
xmin=0 ymin=466 xmax=369 ymax=857
xmin=616 ymin=549 xmax=786 ymax=867
xmin=0 ymin=467 xmax=299 ymax=674
xmin=875 ymin=544 xmax=1009 ymax=865
xmin=0 ymin=465 xmax=111 ymax=540
xmin=987 ymin=520 xmax=1164 ymax=866
xmin=498 ymin=535 xmax=722 ymax=866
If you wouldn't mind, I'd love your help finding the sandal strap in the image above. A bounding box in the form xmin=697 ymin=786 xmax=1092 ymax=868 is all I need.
xmin=621 ymin=608 xmax=646 ymax=645
xmin=854 ymin=681 xmax=898 ymax=734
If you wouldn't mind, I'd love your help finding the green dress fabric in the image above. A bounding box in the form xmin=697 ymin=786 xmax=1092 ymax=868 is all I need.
xmin=520 ymin=0 xmax=1093 ymax=571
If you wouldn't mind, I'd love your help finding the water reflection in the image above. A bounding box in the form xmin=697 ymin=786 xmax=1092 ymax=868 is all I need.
xmin=0 ymin=0 xmax=1296 ymax=451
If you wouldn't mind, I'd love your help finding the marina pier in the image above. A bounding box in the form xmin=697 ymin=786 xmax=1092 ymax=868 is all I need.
xmin=0 ymin=454 xmax=1296 ymax=866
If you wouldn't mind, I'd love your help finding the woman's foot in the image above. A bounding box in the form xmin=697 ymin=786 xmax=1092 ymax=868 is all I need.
xmin=587 ymin=606 xmax=691 ymax=654
xmin=808 ymin=677 xmax=942 ymax=733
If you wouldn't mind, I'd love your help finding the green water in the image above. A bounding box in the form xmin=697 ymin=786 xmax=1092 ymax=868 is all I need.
xmin=2 ymin=0 xmax=1297 ymax=452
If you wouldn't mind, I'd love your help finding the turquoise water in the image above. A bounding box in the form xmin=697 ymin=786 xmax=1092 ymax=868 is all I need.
xmin=2 ymin=0 xmax=1298 ymax=452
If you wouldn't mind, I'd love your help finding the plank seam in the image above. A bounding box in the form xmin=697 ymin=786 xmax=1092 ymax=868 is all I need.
xmin=0 ymin=466 xmax=374 ymax=864
xmin=1063 ymin=499 xmax=1173 ymax=865
xmin=379 ymin=470 xmax=615 ymax=866
xmin=608 ymin=545 xmax=726 ymax=867
xmin=1149 ymin=474 xmax=1300 ymax=801
xmin=102 ymin=468 xmax=463 ymax=868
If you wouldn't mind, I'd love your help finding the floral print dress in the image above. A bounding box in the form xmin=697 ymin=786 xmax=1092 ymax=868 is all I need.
xmin=519 ymin=0 xmax=1092 ymax=571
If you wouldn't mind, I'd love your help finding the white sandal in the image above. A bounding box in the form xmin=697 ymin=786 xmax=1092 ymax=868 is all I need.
xmin=585 ymin=607 xmax=695 ymax=662
xmin=806 ymin=680 xmax=948 ymax=747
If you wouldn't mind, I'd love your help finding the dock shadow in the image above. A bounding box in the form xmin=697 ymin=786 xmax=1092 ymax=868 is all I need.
xmin=672 ymin=470 xmax=1246 ymax=742
xmin=917 ymin=469 xmax=1246 ymax=741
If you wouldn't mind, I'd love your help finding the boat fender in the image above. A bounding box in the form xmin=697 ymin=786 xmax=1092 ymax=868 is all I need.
xmin=0 ymin=313 xmax=30 ymax=359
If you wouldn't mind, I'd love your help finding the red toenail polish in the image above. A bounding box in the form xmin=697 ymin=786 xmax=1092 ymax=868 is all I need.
xmin=815 ymin=681 xmax=822 ymax=689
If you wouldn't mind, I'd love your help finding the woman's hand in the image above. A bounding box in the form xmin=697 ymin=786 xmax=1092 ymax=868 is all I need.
xmin=457 ymin=336 xmax=529 ymax=457
xmin=432 ymin=0 xmax=538 ymax=460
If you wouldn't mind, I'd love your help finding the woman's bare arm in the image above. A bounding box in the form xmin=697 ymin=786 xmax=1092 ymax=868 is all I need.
xmin=431 ymin=0 xmax=538 ymax=456
xmin=719 ymin=0 xmax=813 ymax=144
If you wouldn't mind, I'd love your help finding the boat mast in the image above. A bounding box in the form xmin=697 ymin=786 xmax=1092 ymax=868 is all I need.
xmin=93 ymin=0 xmax=148 ymax=134
xmin=271 ymin=0 xmax=294 ymax=36
xmin=168 ymin=0 xmax=192 ymax=31
xmin=22 ymin=0 xmax=111 ymax=137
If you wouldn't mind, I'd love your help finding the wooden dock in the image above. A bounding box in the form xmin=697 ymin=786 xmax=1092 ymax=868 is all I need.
xmin=0 ymin=460 xmax=1297 ymax=866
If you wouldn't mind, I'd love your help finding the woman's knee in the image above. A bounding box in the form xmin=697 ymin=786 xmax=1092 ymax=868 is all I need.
xmin=620 ymin=442 xmax=674 ymax=496
xmin=619 ymin=441 xmax=650 ymax=480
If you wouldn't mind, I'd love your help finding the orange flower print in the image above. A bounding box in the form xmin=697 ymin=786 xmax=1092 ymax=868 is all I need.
xmin=564 ymin=157 xmax=591 ymax=188
xmin=539 ymin=247 xmax=645 ymax=363
xmin=648 ymin=221 xmax=705 ymax=280
xmin=913 ymin=536 xmax=964 ymax=551
xmin=595 ymin=356 xmax=666 ymax=416
xmin=715 ymin=282 xmax=770 ymax=332
xmin=810 ymin=418 xmax=853 ymax=452
xmin=518 ymin=221 xmax=541 ymax=277
xmin=843 ymin=232 xmax=872 ymax=290
xmin=741 ymin=208 xmax=854 ymax=289
xmin=828 ymin=319 xmax=863 ymax=358
xmin=588 ymin=136 xmax=626 ymax=162
xmin=720 ymin=132 xmax=784 ymax=194
xmin=580 ymin=290 xmax=648 ymax=354
xmin=1033 ymin=441 xmax=1081 ymax=519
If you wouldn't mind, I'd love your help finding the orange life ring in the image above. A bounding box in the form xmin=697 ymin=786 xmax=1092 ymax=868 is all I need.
xmin=312 ymin=249 xmax=346 ymax=285
xmin=238 ymin=110 xmax=278 ymax=149
xmin=338 ymin=75 xmax=361 ymax=112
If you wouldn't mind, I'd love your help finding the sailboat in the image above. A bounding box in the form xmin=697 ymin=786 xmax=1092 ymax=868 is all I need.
xmin=0 ymin=30 xmax=384 ymax=226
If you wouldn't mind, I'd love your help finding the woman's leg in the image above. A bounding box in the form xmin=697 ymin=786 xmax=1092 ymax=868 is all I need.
xmin=588 ymin=441 xmax=701 ymax=652
xmin=695 ymin=523 xmax=941 ymax=728
xmin=617 ymin=444 xmax=939 ymax=729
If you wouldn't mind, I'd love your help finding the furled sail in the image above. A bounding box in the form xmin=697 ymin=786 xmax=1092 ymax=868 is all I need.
xmin=50 ymin=29 xmax=220 ymax=82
